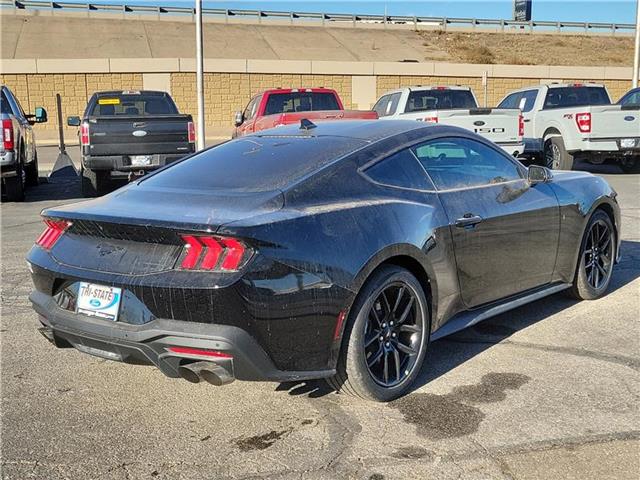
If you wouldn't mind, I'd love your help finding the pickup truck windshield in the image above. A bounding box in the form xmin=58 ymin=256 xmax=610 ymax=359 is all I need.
xmin=90 ymin=94 xmax=179 ymax=116
xmin=543 ymin=87 xmax=611 ymax=109
xmin=264 ymin=92 xmax=340 ymax=116
xmin=405 ymin=90 xmax=477 ymax=112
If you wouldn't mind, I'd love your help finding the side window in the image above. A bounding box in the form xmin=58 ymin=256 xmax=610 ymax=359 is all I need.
xmin=364 ymin=149 xmax=434 ymax=191
xmin=498 ymin=92 xmax=521 ymax=109
xmin=412 ymin=138 xmax=523 ymax=190
xmin=621 ymin=90 xmax=640 ymax=106
xmin=387 ymin=93 xmax=401 ymax=116
xmin=519 ymin=90 xmax=538 ymax=112
xmin=1 ymin=91 xmax=12 ymax=115
xmin=243 ymin=96 xmax=259 ymax=121
xmin=373 ymin=95 xmax=390 ymax=117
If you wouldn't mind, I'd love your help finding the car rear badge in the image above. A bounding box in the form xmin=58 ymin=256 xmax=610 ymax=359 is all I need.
xmin=132 ymin=130 xmax=147 ymax=137
xmin=624 ymin=116 xmax=635 ymax=122
xmin=473 ymin=120 xmax=485 ymax=126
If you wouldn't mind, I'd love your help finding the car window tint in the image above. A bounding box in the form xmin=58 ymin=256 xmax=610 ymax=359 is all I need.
xmin=519 ymin=90 xmax=538 ymax=112
xmin=0 ymin=91 xmax=12 ymax=115
xmin=405 ymin=89 xmax=477 ymax=112
xmin=263 ymin=92 xmax=340 ymax=116
xmin=620 ymin=90 xmax=640 ymax=106
xmin=90 ymin=94 xmax=178 ymax=116
xmin=373 ymin=95 xmax=391 ymax=117
xmin=365 ymin=149 xmax=434 ymax=190
xmin=141 ymin=135 xmax=367 ymax=192
xmin=498 ymin=92 xmax=520 ymax=109
xmin=412 ymin=138 xmax=522 ymax=190
xmin=543 ymin=86 xmax=611 ymax=109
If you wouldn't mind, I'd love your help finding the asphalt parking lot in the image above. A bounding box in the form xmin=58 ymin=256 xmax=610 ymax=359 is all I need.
xmin=1 ymin=145 xmax=639 ymax=480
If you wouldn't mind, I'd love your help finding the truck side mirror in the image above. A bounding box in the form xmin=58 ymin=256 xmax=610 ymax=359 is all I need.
xmin=34 ymin=107 xmax=48 ymax=123
xmin=234 ymin=111 xmax=244 ymax=127
xmin=527 ymin=165 xmax=552 ymax=185
xmin=67 ymin=116 xmax=81 ymax=127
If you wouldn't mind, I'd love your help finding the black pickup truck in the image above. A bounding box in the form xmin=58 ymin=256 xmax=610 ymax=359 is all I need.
xmin=68 ymin=90 xmax=195 ymax=196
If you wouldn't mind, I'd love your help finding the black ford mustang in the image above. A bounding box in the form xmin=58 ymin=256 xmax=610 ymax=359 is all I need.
xmin=27 ymin=121 xmax=620 ymax=401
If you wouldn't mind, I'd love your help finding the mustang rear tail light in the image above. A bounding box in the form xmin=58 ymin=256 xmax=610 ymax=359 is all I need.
xmin=80 ymin=122 xmax=90 ymax=146
xmin=518 ymin=114 xmax=524 ymax=137
xmin=575 ymin=112 xmax=591 ymax=133
xmin=36 ymin=219 xmax=72 ymax=250
xmin=166 ymin=346 xmax=233 ymax=359
xmin=187 ymin=121 xmax=196 ymax=143
xmin=178 ymin=235 xmax=251 ymax=272
xmin=2 ymin=119 xmax=14 ymax=150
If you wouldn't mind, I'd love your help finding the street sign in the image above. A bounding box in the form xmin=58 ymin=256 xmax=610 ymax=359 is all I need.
xmin=513 ymin=0 xmax=532 ymax=21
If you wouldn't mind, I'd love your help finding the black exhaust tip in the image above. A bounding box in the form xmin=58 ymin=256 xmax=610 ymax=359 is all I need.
xmin=177 ymin=361 xmax=235 ymax=386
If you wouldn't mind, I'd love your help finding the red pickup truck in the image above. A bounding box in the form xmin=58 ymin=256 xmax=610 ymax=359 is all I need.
xmin=233 ymin=88 xmax=378 ymax=137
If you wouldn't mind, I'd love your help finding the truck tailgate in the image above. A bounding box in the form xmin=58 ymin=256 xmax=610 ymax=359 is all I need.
xmin=588 ymin=105 xmax=640 ymax=139
xmin=87 ymin=115 xmax=192 ymax=156
xmin=419 ymin=108 xmax=522 ymax=144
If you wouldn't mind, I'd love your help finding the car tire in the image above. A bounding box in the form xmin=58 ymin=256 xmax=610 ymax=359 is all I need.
xmin=81 ymin=164 xmax=109 ymax=197
xmin=326 ymin=265 xmax=430 ymax=402
xmin=544 ymin=135 xmax=574 ymax=170
xmin=25 ymin=152 xmax=39 ymax=187
xmin=619 ymin=156 xmax=640 ymax=174
xmin=567 ymin=209 xmax=615 ymax=301
xmin=3 ymin=160 xmax=25 ymax=202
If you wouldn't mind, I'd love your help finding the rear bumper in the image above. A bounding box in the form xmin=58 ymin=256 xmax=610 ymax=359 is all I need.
xmin=83 ymin=152 xmax=192 ymax=172
xmin=0 ymin=151 xmax=17 ymax=177
xmin=496 ymin=142 xmax=525 ymax=157
xmin=574 ymin=137 xmax=640 ymax=154
xmin=30 ymin=290 xmax=334 ymax=383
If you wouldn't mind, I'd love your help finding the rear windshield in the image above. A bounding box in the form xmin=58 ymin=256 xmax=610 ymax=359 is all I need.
xmin=405 ymin=90 xmax=477 ymax=112
xmin=0 ymin=92 xmax=11 ymax=115
xmin=264 ymin=92 xmax=340 ymax=116
xmin=90 ymin=93 xmax=178 ymax=116
xmin=543 ymin=87 xmax=611 ymax=109
xmin=140 ymin=135 xmax=366 ymax=192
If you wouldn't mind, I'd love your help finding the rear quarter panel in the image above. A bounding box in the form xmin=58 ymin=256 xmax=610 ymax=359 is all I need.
xmin=548 ymin=171 xmax=620 ymax=283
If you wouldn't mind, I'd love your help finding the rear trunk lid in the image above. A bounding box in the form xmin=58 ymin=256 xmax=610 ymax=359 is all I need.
xmin=41 ymin=185 xmax=284 ymax=275
xmin=86 ymin=115 xmax=193 ymax=156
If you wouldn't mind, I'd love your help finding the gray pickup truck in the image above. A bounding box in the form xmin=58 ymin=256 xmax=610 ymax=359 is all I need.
xmin=1 ymin=85 xmax=47 ymax=201
xmin=68 ymin=90 xmax=196 ymax=196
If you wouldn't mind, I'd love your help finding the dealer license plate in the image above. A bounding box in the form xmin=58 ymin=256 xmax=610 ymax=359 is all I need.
xmin=76 ymin=282 xmax=122 ymax=321
xmin=131 ymin=155 xmax=152 ymax=166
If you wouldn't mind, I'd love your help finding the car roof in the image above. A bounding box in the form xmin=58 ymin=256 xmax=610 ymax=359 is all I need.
xmin=94 ymin=90 xmax=169 ymax=96
xmin=251 ymin=119 xmax=436 ymax=142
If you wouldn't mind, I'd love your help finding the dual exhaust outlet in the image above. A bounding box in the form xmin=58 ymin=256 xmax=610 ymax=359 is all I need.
xmin=177 ymin=361 xmax=235 ymax=386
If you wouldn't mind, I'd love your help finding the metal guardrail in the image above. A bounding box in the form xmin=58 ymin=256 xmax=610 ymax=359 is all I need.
xmin=1 ymin=0 xmax=636 ymax=35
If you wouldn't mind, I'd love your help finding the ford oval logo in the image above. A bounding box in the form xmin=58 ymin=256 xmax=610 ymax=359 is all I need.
xmin=89 ymin=299 xmax=101 ymax=307
xmin=473 ymin=120 xmax=485 ymax=126
xmin=624 ymin=116 xmax=636 ymax=122
xmin=132 ymin=130 xmax=147 ymax=137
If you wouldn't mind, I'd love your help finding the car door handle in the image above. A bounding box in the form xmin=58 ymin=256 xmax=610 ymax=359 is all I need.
xmin=455 ymin=214 xmax=483 ymax=228
xmin=523 ymin=119 xmax=531 ymax=123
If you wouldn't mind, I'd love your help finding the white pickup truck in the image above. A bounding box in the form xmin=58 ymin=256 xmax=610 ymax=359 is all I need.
xmin=373 ymin=86 xmax=524 ymax=156
xmin=498 ymin=83 xmax=640 ymax=173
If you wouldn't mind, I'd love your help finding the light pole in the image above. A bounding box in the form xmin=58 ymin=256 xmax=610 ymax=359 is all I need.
xmin=195 ymin=0 xmax=205 ymax=150
xmin=633 ymin=0 xmax=640 ymax=87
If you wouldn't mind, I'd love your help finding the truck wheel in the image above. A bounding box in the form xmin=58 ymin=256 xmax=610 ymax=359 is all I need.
xmin=25 ymin=152 xmax=39 ymax=187
xmin=81 ymin=165 xmax=109 ymax=197
xmin=3 ymin=162 xmax=25 ymax=202
xmin=619 ymin=157 xmax=640 ymax=174
xmin=543 ymin=136 xmax=574 ymax=170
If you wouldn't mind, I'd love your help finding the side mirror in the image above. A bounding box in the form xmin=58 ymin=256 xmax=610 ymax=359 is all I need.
xmin=527 ymin=165 xmax=552 ymax=185
xmin=67 ymin=116 xmax=81 ymax=127
xmin=34 ymin=107 xmax=48 ymax=123
xmin=233 ymin=111 xmax=244 ymax=127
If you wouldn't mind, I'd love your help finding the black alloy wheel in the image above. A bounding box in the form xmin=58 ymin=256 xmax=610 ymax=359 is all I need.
xmin=583 ymin=218 xmax=614 ymax=290
xmin=364 ymin=283 xmax=423 ymax=388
